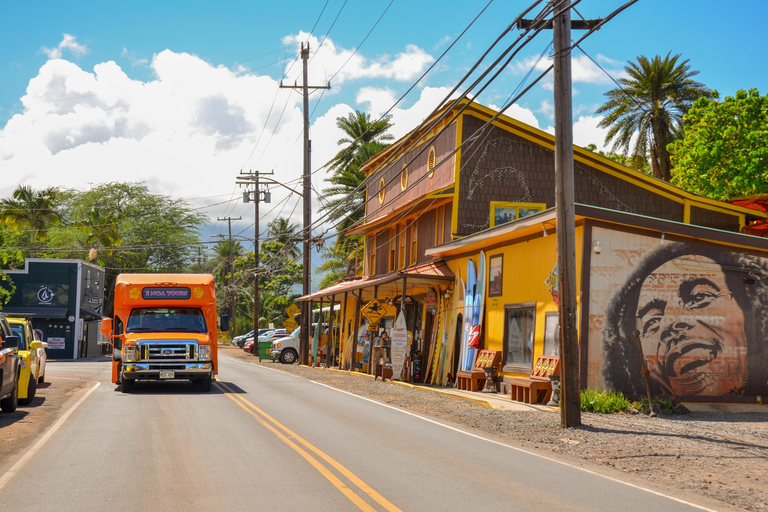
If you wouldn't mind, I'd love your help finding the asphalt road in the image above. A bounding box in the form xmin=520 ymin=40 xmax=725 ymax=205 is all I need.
xmin=0 ymin=354 xmax=723 ymax=512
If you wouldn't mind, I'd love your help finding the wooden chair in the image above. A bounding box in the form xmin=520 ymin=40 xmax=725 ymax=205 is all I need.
xmin=508 ymin=355 xmax=560 ymax=404
xmin=456 ymin=350 xmax=502 ymax=391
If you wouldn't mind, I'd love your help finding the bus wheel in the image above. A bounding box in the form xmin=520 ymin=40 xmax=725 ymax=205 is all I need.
xmin=196 ymin=377 xmax=212 ymax=392
xmin=121 ymin=377 xmax=133 ymax=394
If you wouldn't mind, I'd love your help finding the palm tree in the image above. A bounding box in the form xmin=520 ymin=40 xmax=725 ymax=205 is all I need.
xmin=596 ymin=53 xmax=711 ymax=182
xmin=0 ymin=185 xmax=61 ymax=257
xmin=75 ymin=207 xmax=122 ymax=258
xmin=321 ymin=136 xmax=391 ymax=284
xmin=330 ymin=110 xmax=394 ymax=174
xmin=267 ymin=217 xmax=300 ymax=259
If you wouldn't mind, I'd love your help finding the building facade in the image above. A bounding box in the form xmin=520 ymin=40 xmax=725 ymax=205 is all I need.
xmin=1 ymin=259 xmax=106 ymax=359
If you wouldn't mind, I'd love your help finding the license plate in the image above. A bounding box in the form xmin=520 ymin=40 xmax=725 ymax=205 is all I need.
xmin=159 ymin=370 xmax=175 ymax=379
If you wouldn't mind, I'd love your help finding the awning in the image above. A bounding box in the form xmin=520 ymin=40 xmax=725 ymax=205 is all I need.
xmin=0 ymin=307 xmax=69 ymax=319
xmin=296 ymin=261 xmax=454 ymax=303
xmin=80 ymin=308 xmax=108 ymax=320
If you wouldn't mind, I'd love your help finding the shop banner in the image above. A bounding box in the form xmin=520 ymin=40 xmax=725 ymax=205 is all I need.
xmin=391 ymin=311 xmax=408 ymax=381
xmin=47 ymin=337 xmax=66 ymax=350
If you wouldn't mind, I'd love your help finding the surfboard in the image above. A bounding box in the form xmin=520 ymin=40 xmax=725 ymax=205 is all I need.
xmin=391 ymin=311 xmax=408 ymax=381
xmin=437 ymin=292 xmax=452 ymax=385
xmin=443 ymin=270 xmax=462 ymax=386
xmin=467 ymin=251 xmax=486 ymax=370
xmin=460 ymin=259 xmax=476 ymax=373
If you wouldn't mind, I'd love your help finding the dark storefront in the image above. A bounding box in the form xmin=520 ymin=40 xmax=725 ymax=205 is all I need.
xmin=1 ymin=259 xmax=105 ymax=359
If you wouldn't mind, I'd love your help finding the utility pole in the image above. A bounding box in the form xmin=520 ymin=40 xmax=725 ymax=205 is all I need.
xmin=217 ymin=216 xmax=241 ymax=337
xmin=521 ymin=4 xmax=600 ymax=428
xmin=238 ymin=171 xmax=272 ymax=342
xmin=280 ymin=42 xmax=330 ymax=365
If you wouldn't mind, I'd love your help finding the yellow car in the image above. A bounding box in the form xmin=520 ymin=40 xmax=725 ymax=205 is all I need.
xmin=8 ymin=317 xmax=47 ymax=406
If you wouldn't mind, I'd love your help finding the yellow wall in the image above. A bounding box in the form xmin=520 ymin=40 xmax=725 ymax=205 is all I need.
xmin=445 ymin=226 xmax=583 ymax=378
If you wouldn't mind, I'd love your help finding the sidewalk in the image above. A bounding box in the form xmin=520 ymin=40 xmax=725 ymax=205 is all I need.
xmin=318 ymin=364 xmax=768 ymax=413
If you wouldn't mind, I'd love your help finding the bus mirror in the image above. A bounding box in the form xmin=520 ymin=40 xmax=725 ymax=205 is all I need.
xmin=100 ymin=318 xmax=113 ymax=336
xmin=219 ymin=315 xmax=229 ymax=333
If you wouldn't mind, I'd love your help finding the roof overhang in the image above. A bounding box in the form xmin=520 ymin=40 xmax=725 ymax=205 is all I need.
xmin=1 ymin=307 xmax=69 ymax=319
xmin=296 ymin=261 xmax=454 ymax=303
xmin=347 ymin=194 xmax=452 ymax=236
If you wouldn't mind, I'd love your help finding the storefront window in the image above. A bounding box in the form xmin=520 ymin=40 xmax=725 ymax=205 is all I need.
xmin=503 ymin=304 xmax=535 ymax=371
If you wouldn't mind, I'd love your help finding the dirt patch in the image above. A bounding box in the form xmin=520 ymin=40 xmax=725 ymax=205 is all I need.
xmin=221 ymin=345 xmax=768 ymax=511
xmin=0 ymin=376 xmax=92 ymax=472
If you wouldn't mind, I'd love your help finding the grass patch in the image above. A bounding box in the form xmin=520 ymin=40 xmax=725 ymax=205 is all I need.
xmin=580 ymin=388 xmax=634 ymax=413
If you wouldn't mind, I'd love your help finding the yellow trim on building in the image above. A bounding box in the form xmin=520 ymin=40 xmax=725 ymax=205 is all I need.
xmin=452 ymin=114 xmax=463 ymax=240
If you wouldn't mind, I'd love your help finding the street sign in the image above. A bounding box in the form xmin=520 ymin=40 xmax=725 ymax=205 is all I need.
xmin=284 ymin=303 xmax=300 ymax=331
xmin=361 ymin=299 xmax=386 ymax=324
xmin=286 ymin=303 xmax=300 ymax=318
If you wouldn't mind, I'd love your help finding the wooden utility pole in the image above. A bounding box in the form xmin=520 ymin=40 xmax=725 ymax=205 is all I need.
xmin=217 ymin=216 xmax=241 ymax=336
xmin=552 ymin=1 xmax=580 ymax=428
xmin=280 ymin=43 xmax=330 ymax=365
xmin=238 ymin=171 xmax=272 ymax=343
xmin=521 ymin=3 xmax=601 ymax=428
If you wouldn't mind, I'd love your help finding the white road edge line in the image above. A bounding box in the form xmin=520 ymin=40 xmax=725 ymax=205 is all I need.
xmin=0 ymin=381 xmax=101 ymax=491
xmin=225 ymin=355 xmax=715 ymax=510
xmin=310 ymin=380 xmax=718 ymax=512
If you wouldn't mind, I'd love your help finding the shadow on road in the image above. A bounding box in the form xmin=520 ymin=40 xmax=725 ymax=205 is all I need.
xmin=112 ymin=381 xmax=226 ymax=395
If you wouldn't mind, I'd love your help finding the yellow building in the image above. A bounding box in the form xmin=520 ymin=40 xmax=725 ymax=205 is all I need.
xmin=298 ymin=100 xmax=768 ymax=403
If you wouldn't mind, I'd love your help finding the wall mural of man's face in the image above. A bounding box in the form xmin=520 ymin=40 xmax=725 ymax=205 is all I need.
xmin=635 ymin=255 xmax=748 ymax=396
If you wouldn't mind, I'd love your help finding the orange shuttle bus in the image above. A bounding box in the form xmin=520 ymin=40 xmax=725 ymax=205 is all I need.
xmin=101 ymin=274 xmax=226 ymax=393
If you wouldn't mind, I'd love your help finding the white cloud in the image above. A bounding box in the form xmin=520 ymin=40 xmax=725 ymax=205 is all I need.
xmin=356 ymin=87 xmax=397 ymax=118
xmin=42 ymin=34 xmax=88 ymax=60
xmin=572 ymin=115 xmax=610 ymax=151
xmin=281 ymin=32 xmax=434 ymax=84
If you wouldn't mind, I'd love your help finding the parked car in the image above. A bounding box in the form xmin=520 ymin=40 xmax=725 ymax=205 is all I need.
xmin=0 ymin=313 xmax=20 ymax=413
xmin=7 ymin=316 xmax=47 ymax=405
xmin=233 ymin=330 xmax=254 ymax=348
xmin=250 ymin=330 xmax=288 ymax=355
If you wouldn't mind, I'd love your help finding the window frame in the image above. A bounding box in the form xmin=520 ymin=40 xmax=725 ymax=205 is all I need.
xmin=388 ymin=226 xmax=397 ymax=272
xmin=490 ymin=201 xmax=546 ymax=228
xmin=501 ymin=302 xmax=537 ymax=374
xmin=410 ymin=219 xmax=418 ymax=266
xmin=398 ymin=222 xmax=407 ymax=270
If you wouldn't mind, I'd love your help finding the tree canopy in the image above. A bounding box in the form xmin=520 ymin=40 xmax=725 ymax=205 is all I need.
xmin=596 ymin=53 xmax=711 ymax=182
xmin=669 ymin=88 xmax=768 ymax=200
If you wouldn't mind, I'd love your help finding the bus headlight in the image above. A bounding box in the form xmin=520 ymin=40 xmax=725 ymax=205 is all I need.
xmin=124 ymin=346 xmax=137 ymax=362
xmin=198 ymin=344 xmax=211 ymax=361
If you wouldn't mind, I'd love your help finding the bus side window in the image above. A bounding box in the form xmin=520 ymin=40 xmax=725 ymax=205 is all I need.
xmin=115 ymin=317 xmax=124 ymax=350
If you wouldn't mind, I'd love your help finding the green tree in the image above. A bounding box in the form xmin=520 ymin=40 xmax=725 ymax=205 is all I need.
xmin=669 ymin=88 xmax=768 ymax=200
xmin=585 ymin=143 xmax=651 ymax=175
xmin=330 ymin=110 xmax=394 ymax=174
xmin=0 ymin=185 xmax=62 ymax=257
xmin=267 ymin=217 xmax=300 ymax=259
xmin=597 ymin=53 xmax=711 ymax=182
xmin=320 ymin=111 xmax=393 ymax=286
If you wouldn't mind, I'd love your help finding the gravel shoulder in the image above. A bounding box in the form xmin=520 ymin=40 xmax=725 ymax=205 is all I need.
xmin=221 ymin=345 xmax=768 ymax=512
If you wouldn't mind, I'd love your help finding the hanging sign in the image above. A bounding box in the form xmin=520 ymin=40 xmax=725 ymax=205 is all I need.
xmin=361 ymin=299 xmax=385 ymax=324
xmin=545 ymin=262 xmax=559 ymax=304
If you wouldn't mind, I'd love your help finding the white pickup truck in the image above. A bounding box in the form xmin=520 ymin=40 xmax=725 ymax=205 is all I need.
xmin=270 ymin=325 xmax=333 ymax=364
xmin=270 ymin=326 xmax=301 ymax=364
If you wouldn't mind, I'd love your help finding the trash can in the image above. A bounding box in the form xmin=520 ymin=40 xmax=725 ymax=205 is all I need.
xmin=258 ymin=341 xmax=273 ymax=361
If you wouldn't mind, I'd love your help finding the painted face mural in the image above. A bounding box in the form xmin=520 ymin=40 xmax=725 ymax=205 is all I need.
xmin=635 ymin=255 xmax=748 ymax=396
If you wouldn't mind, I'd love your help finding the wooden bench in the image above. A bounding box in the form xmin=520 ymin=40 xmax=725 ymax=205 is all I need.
xmin=456 ymin=350 xmax=501 ymax=391
xmin=509 ymin=355 xmax=560 ymax=404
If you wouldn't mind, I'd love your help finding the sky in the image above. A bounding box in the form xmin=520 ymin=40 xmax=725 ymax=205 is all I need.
xmin=1 ymin=0 xmax=767 ymax=275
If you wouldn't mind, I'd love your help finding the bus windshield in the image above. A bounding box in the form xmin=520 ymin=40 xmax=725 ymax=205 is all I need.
xmin=126 ymin=307 xmax=207 ymax=334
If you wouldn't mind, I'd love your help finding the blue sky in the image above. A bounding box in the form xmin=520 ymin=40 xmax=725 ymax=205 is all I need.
xmin=1 ymin=0 xmax=766 ymax=259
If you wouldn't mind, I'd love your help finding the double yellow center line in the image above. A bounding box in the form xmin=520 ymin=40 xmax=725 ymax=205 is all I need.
xmin=216 ymin=381 xmax=402 ymax=512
